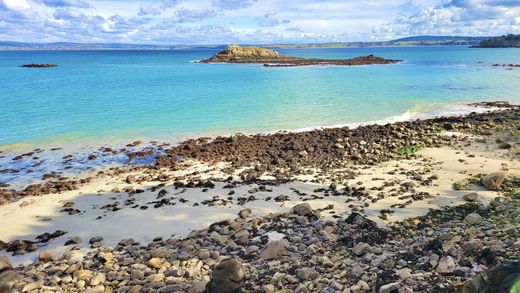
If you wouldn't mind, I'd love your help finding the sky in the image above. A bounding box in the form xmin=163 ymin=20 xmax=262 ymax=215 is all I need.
xmin=0 ymin=0 xmax=519 ymax=44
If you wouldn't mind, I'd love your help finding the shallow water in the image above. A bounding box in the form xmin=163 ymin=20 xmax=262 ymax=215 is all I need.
xmin=1 ymin=46 xmax=520 ymax=185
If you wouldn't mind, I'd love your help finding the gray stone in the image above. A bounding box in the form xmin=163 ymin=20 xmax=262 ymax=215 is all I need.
xmin=206 ymin=258 xmax=245 ymax=293
xmin=465 ymin=213 xmax=484 ymax=225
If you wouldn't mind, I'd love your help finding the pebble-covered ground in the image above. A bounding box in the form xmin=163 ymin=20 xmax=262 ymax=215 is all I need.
xmin=1 ymin=102 xmax=520 ymax=293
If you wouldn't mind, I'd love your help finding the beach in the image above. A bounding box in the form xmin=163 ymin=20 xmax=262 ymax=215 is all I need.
xmin=1 ymin=103 xmax=519 ymax=292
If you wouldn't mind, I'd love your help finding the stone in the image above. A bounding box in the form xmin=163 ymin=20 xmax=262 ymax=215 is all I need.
xmin=379 ymin=282 xmax=400 ymax=293
xmin=234 ymin=230 xmax=250 ymax=244
xmin=436 ymin=256 xmax=456 ymax=274
xmin=465 ymin=213 xmax=484 ymax=225
xmin=481 ymin=172 xmax=506 ymax=191
xmin=38 ymin=251 xmax=54 ymax=262
xmin=119 ymin=238 xmax=136 ymax=246
xmin=262 ymin=284 xmax=275 ymax=293
xmin=206 ymin=258 xmax=245 ymax=293
xmin=293 ymin=203 xmax=313 ymax=216
xmin=198 ymin=249 xmax=211 ymax=260
xmin=147 ymin=274 xmax=165 ymax=283
xmin=0 ymin=256 xmax=12 ymax=272
xmin=84 ymin=286 xmax=105 ymax=293
xmin=188 ymin=280 xmax=208 ymax=293
xmin=64 ymin=236 xmax=82 ymax=246
xmin=397 ymin=268 xmax=412 ymax=280
xmin=352 ymin=242 xmax=370 ymax=256
xmin=89 ymin=236 xmax=103 ymax=244
xmin=90 ymin=273 xmax=106 ymax=286
xmin=22 ymin=281 xmax=43 ymax=292
xmin=297 ymin=268 xmax=318 ymax=281
xmin=148 ymin=258 xmax=164 ymax=269
xmin=463 ymin=192 xmax=478 ymax=202
xmin=238 ymin=208 xmax=252 ymax=219
xmin=73 ymin=270 xmax=93 ymax=280
xmin=260 ymin=239 xmax=289 ymax=260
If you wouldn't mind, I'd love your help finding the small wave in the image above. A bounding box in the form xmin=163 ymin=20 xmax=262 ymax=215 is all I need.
xmin=290 ymin=103 xmax=500 ymax=133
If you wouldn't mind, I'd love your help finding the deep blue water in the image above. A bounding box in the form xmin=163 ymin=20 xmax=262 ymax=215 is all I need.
xmin=1 ymin=46 xmax=520 ymax=185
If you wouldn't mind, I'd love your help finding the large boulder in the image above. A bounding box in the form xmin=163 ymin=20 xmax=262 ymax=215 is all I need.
xmin=457 ymin=262 xmax=520 ymax=292
xmin=206 ymin=258 xmax=245 ymax=293
xmin=481 ymin=173 xmax=506 ymax=191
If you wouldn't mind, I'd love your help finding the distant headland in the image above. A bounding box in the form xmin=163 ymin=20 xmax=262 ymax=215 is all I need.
xmin=200 ymin=44 xmax=401 ymax=67
xmin=0 ymin=35 xmax=490 ymax=51
xmin=472 ymin=34 xmax=520 ymax=48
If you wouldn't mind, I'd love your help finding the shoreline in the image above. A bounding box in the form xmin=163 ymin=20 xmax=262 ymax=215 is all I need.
xmin=0 ymin=102 xmax=519 ymax=292
xmin=0 ymin=101 xmax=508 ymax=189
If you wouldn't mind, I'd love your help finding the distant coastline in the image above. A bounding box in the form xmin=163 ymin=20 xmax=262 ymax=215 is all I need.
xmin=0 ymin=35 xmax=490 ymax=51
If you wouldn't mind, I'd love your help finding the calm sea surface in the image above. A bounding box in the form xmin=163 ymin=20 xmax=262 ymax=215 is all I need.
xmin=1 ymin=46 xmax=520 ymax=185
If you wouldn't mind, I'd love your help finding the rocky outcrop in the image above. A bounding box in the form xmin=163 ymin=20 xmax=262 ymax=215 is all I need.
xmin=20 ymin=64 xmax=58 ymax=68
xmin=201 ymin=44 xmax=401 ymax=66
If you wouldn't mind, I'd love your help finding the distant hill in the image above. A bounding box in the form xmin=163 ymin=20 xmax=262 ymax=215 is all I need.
xmin=0 ymin=36 xmax=492 ymax=51
xmin=265 ymin=36 xmax=489 ymax=49
xmin=0 ymin=41 xmax=226 ymax=51
xmin=473 ymin=34 xmax=520 ymax=48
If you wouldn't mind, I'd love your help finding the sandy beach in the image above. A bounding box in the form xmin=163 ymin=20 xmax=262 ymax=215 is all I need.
xmin=0 ymin=103 xmax=519 ymax=292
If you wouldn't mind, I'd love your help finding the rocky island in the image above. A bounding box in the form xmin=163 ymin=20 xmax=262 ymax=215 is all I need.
xmin=201 ymin=44 xmax=401 ymax=67
xmin=20 ymin=64 xmax=58 ymax=68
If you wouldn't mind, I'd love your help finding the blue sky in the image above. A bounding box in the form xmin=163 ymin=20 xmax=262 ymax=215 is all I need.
xmin=0 ymin=0 xmax=519 ymax=44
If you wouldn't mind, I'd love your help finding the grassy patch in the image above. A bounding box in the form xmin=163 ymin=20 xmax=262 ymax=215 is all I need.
xmin=453 ymin=180 xmax=469 ymax=191
xmin=432 ymin=125 xmax=444 ymax=133
xmin=398 ymin=146 xmax=422 ymax=157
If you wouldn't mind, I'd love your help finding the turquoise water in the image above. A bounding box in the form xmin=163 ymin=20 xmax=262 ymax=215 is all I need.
xmin=1 ymin=46 xmax=520 ymax=185
xmin=1 ymin=46 xmax=520 ymax=148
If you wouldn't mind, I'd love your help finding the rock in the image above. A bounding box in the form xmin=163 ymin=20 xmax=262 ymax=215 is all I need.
xmin=73 ymin=270 xmax=93 ymax=280
xmin=38 ymin=251 xmax=54 ymax=262
xmin=297 ymin=268 xmax=318 ymax=281
xmin=22 ymin=281 xmax=43 ymax=292
xmin=465 ymin=213 xmax=484 ymax=225
xmin=352 ymin=242 xmax=370 ymax=256
xmin=481 ymin=172 xmax=506 ymax=191
xmin=0 ymin=256 xmax=12 ymax=272
xmin=64 ymin=236 xmax=82 ymax=246
xmin=0 ymin=270 xmax=22 ymax=293
xmin=84 ymin=286 xmax=105 ymax=293
xmin=238 ymin=208 xmax=252 ymax=219
xmin=206 ymin=258 xmax=245 ymax=293
xmin=260 ymin=239 xmax=289 ymax=260
xmin=459 ymin=262 xmax=520 ymax=292
xmin=262 ymin=284 xmax=275 ymax=293
xmin=293 ymin=203 xmax=313 ymax=216
xmin=189 ymin=280 xmax=209 ymax=293
xmin=436 ymin=256 xmax=456 ymax=274
xmin=89 ymin=236 xmax=103 ymax=244
xmin=397 ymin=268 xmax=413 ymax=280
xmin=147 ymin=273 xmax=165 ymax=283
xmin=497 ymin=142 xmax=512 ymax=149
xmin=379 ymin=282 xmax=400 ymax=293
xmin=90 ymin=273 xmax=106 ymax=286
xmin=234 ymin=230 xmax=249 ymax=244
xmin=148 ymin=258 xmax=164 ymax=269
xmin=119 ymin=238 xmax=136 ymax=246
xmin=463 ymin=192 xmax=478 ymax=202
xmin=198 ymin=249 xmax=211 ymax=260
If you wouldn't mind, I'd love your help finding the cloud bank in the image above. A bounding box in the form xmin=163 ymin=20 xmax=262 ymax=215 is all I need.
xmin=0 ymin=0 xmax=519 ymax=44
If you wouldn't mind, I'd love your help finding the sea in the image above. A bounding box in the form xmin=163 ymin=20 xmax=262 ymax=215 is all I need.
xmin=1 ymin=46 xmax=520 ymax=185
